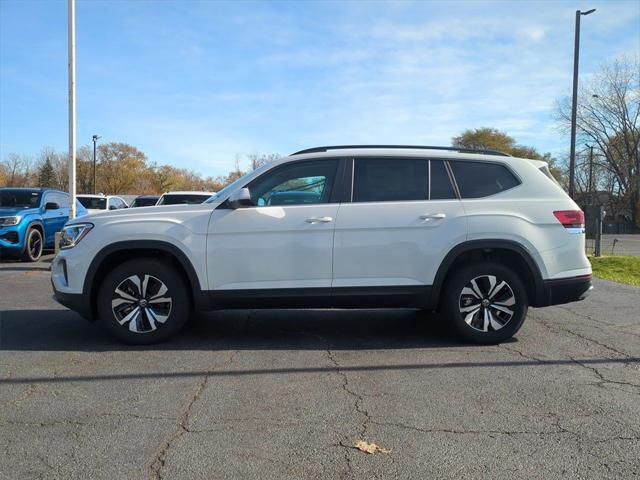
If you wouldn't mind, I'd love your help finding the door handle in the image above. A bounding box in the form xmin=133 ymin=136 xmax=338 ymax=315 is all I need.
xmin=306 ymin=216 xmax=333 ymax=223
xmin=420 ymin=213 xmax=446 ymax=220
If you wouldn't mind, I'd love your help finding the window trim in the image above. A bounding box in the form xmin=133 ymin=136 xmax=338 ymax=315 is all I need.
xmin=443 ymin=161 xmax=461 ymax=199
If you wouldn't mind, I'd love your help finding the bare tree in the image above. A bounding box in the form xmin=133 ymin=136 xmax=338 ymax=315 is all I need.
xmin=1 ymin=153 xmax=34 ymax=187
xmin=556 ymin=56 xmax=640 ymax=225
xmin=247 ymin=152 xmax=280 ymax=171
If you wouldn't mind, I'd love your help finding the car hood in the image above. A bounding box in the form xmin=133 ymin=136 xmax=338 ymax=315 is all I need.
xmin=76 ymin=201 xmax=221 ymax=223
xmin=0 ymin=207 xmax=39 ymax=217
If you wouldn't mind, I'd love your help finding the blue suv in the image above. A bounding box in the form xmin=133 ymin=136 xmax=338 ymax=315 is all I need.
xmin=0 ymin=188 xmax=87 ymax=262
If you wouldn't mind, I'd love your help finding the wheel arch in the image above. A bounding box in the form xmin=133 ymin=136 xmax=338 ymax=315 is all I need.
xmin=23 ymin=220 xmax=45 ymax=252
xmin=83 ymin=240 xmax=206 ymax=321
xmin=428 ymin=240 xmax=545 ymax=310
xmin=25 ymin=220 xmax=44 ymax=237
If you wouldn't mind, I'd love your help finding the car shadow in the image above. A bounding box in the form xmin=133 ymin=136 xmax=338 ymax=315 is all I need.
xmin=0 ymin=307 xmax=478 ymax=352
xmin=3 ymin=308 xmax=638 ymax=387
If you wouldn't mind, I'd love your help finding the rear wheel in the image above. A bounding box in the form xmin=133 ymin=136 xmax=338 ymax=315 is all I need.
xmin=21 ymin=227 xmax=43 ymax=262
xmin=97 ymin=259 xmax=190 ymax=344
xmin=443 ymin=262 xmax=528 ymax=344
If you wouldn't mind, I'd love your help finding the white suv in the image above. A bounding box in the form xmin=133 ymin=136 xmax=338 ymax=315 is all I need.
xmin=77 ymin=194 xmax=129 ymax=214
xmin=52 ymin=146 xmax=592 ymax=344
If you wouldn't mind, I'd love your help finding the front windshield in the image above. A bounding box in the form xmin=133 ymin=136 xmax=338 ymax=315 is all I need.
xmin=204 ymin=173 xmax=252 ymax=204
xmin=0 ymin=190 xmax=42 ymax=209
xmin=77 ymin=197 xmax=107 ymax=210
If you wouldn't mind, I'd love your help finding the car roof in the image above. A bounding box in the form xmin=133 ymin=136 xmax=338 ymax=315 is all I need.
xmin=291 ymin=145 xmax=511 ymax=157
xmin=77 ymin=194 xmax=124 ymax=198
xmin=0 ymin=187 xmax=64 ymax=193
xmin=135 ymin=195 xmax=160 ymax=199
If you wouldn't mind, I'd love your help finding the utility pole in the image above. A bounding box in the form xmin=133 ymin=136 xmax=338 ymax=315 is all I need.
xmin=92 ymin=134 xmax=101 ymax=194
xmin=68 ymin=0 xmax=77 ymax=218
xmin=586 ymin=144 xmax=594 ymax=205
xmin=568 ymin=8 xmax=595 ymax=199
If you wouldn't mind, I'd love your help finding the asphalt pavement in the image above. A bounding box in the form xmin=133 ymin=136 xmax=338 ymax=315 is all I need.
xmin=0 ymin=257 xmax=639 ymax=479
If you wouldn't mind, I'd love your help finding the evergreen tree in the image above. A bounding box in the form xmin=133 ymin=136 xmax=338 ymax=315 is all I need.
xmin=38 ymin=156 xmax=57 ymax=188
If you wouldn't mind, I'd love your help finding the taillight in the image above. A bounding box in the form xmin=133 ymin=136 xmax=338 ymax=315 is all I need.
xmin=553 ymin=210 xmax=585 ymax=228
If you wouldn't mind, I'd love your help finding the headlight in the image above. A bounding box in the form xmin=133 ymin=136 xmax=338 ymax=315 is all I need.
xmin=0 ymin=216 xmax=21 ymax=226
xmin=59 ymin=223 xmax=93 ymax=249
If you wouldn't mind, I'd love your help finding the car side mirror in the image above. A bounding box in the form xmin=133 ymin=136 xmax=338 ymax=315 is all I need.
xmin=227 ymin=187 xmax=253 ymax=209
xmin=45 ymin=202 xmax=60 ymax=210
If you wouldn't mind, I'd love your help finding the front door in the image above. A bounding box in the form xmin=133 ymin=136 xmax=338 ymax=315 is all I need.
xmin=332 ymin=157 xmax=467 ymax=302
xmin=207 ymin=158 xmax=342 ymax=296
xmin=41 ymin=192 xmax=68 ymax=246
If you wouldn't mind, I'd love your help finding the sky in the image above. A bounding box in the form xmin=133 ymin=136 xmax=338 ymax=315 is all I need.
xmin=1 ymin=0 xmax=639 ymax=177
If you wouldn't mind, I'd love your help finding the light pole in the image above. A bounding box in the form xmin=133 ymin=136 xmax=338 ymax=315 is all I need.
xmin=568 ymin=8 xmax=596 ymax=199
xmin=586 ymin=144 xmax=594 ymax=205
xmin=68 ymin=0 xmax=76 ymax=218
xmin=92 ymin=134 xmax=101 ymax=194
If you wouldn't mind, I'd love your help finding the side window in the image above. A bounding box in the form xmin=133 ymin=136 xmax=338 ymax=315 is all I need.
xmin=57 ymin=193 xmax=70 ymax=208
xmin=430 ymin=160 xmax=456 ymax=200
xmin=43 ymin=193 xmax=56 ymax=208
xmin=353 ymin=158 xmax=428 ymax=202
xmin=450 ymin=161 xmax=520 ymax=198
xmin=248 ymin=159 xmax=339 ymax=207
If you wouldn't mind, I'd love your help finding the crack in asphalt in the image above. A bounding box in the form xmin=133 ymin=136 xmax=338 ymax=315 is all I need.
xmin=529 ymin=310 xmax=634 ymax=360
xmin=326 ymin=349 xmax=370 ymax=440
xmin=147 ymin=350 xmax=237 ymax=480
xmin=556 ymin=303 xmax=640 ymax=335
xmin=498 ymin=338 xmax=640 ymax=395
xmin=370 ymin=419 xmax=568 ymax=437
xmin=326 ymin=349 xmax=401 ymax=478
xmin=326 ymin=349 xmax=364 ymax=480
xmin=0 ymin=383 xmax=35 ymax=408
xmin=568 ymin=356 xmax=640 ymax=392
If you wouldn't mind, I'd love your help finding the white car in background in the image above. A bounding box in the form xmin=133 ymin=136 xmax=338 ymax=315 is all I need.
xmin=77 ymin=194 xmax=129 ymax=214
xmin=156 ymin=191 xmax=216 ymax=205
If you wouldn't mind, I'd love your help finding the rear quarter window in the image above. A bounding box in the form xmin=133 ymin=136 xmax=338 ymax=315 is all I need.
xmin=449 ymin=161 xmax=520 ymax=198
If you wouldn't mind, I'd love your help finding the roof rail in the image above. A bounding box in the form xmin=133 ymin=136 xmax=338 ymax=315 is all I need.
xmin=291 ymin=145 xmax=511 ymax=157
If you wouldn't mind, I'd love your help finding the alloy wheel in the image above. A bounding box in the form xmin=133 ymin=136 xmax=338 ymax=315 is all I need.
xmin=111 ymin=274 xmax=172 ymax=333
xmin=29 ymin=230 xmax=42 ymax=260
xmin=458 ymin=274 xmax=516 ymax=332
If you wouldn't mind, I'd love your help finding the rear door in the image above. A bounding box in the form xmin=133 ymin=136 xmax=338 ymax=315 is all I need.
xmin=332 ymin=157 xmax=467 ymax=304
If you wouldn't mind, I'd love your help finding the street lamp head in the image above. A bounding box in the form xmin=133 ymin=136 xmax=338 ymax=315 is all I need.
xmin=580 ymin=9 xmax=596 ymax=15
xmin=92 ymin=134 xmax=101 ymax=141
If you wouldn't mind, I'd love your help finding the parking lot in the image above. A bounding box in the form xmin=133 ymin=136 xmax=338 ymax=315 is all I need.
xmin=1 ymin=256 xmax=639 ymax=479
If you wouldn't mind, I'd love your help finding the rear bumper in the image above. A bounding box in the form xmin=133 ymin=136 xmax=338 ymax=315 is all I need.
xmin=51 ymin=280 xmax=93 ymax=320
xmin=536 ymin=275 xmax=592 ymax=307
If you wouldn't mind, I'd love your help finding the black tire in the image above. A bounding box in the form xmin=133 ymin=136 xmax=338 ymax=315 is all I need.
xmin=97 ymin=258 xmax=191 ymax=344
xmin=443 ymin=262 xmax=528 ymax=344
xmin=21 ymin=227 xmax=43 ymax=262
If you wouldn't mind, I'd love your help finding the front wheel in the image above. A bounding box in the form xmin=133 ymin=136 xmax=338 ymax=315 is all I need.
xmin=97 ymin=259 xmax=191 ymax=344
xmin=21 ymin=227 xmax=43 ymax=262
xmin=443 ymin=262 xmax=528 ymax=344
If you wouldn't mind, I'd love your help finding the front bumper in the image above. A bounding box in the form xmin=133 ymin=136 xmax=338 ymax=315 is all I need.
xmin=0 ymin=226 xmax=24 ymax=253
xmin=538 ymin=275 xmax=592 ymax=307
xmin=51 ymin=278 xmax=93 ymax=320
